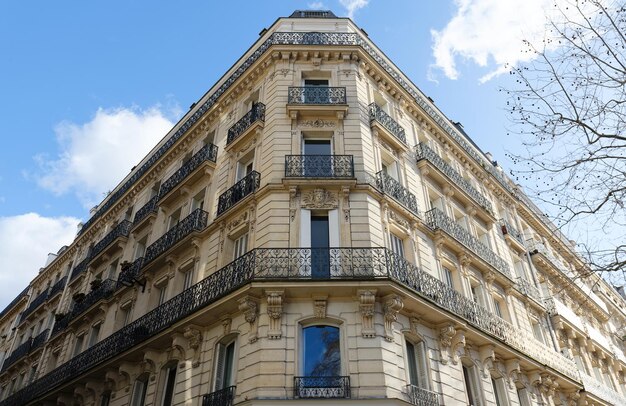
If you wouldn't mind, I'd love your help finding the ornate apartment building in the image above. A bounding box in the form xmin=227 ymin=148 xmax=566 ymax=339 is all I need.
xmin=1 ymin=10 xmax=625 ymax=406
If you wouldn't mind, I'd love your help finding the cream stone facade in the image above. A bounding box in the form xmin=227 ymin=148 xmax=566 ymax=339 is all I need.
xmin=0 ymin=10 xmax=625 ymax=406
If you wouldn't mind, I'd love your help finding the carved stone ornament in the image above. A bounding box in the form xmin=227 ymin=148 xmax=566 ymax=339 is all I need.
xmin=227 ymin=211 xmax=249 ymax=233
xmin=358 ymin=289 xmax=377 ymax=338
xmin=382 ymin=294 xmax=403 ymax=342
xmin=266 ymin=290 xmax=284 ymax=339
xmin=388 ymin=210 xmax=409 ymax=229
xmin=238 ymin=296 xmax=259 ymax=343
xmin=183 ymin=326 xmax=203 ymax=367
xmin=438 ymin=323 xmax=465 ymax=365
xmin=313 ymin=295 xmax=327 ymax=319
xmin=479 ymin=344 xmax=495 ymax=378
xmin=298 ymin=119 xmax=336 ymax=128
xmin=289 ymin=186 xmax=298 ymax=222
xmin=301 ymin=188 xmax=338 ymax=210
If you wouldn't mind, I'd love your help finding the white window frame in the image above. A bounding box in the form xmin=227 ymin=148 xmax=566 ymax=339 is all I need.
xmin=233 ymin=233 xmax=249 ymax=260
xmin=390 ymin=233 xmax=405 ymax=258
xmin=213 ymin=336 xmax=237 ymax=391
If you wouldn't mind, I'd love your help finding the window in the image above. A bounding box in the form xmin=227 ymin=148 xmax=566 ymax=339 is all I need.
xmin=47 ymin=350 xmax=59 ymax=372
xmin=493 ymin=300 xmax=503 ymax=319
xmin=157 ymin=283 xmax=168 ymax=306
xmin=106 ymin=259 xmax=119 ymax=280
xmin=191 ymin=189 xmax=206 ymax=212
xmin=183 ymin=268 xmax=194 ymax=290
xmin=124 ymin=206 xmax=134 ymax=222
xmin=531 ymin=320 xmax=546 ymax=344
xmin=16 ymin=373 xmax=24 ymax=390
xmin=88 ymin=322 xmax=101 ymax=347
xmin=214 ymin=337 xmax=237 ymax=391
xmin=150 ymin=181 xmax=161 ymax=199
xmin=237 ymin=160 xmax=254 ymax=182
xmin=516 ymin=388 xmax=531 ymax=406
xmin=442 ymin=267 xmax=454 ymax=289
xmin=167 ymin=207 xmax=182 ymax=231
xmin=233 ymin=233 xmax=248 ymax=260
xmin=160 ymin=364 xmax=178 ymax=406
xmin=302 ymin=325 xmax=340 ymax=377
xmin=73 ymin=333 xmax=85 ymax=357
xmin=134 ymin=236 xmax=147 ymax=260
xmin=390 ymin=233 xmax=405 ymax=258
xmin=462 ymin=364 xmax=481 ymax=406
xmin=100 ymin=391 xmax=111 ymax=406
xmin=28 ymin=364 xmax=37 ymax=384
xmin=130 ymin=374 xmax=149 ymax=406
xmin=118 ymin=301 xmax=132 ymax=328
xmin=491 ymin=377 xmax=508 ymax=406
xmin=405 ymin=340 xmax=429 ymax=390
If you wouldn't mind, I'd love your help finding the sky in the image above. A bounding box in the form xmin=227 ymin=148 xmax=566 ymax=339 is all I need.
xmin=0 ymin=0 xmax=588 ymax=308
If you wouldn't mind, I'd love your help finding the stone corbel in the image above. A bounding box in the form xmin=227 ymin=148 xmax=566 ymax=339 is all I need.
xmin=238 ymin=296 xmax=259 ymax=343
xmin=341 ymin=186 xmax=351 ymax=222
xmin=266 ymin=290 xmax=284 ymax=339
xmin=312 ymin=295 xmax=327 ymax=319
xmin=167 ymin=333 xmax=187 ymax=364
xmin=479 ymin=344 xmax=496 ymax=378
xmin=438 ymin=323 xmax=465 ymax=364
xmin=505 ymin=359 xmax=521 ymax=389
xmin=382 ymin=294 xmax=403 ymax=342
xmin=409 ymin=314 xmax=422 ymax=337
xmin=450 ymin=329 xmax=466 ymax=365
xmin=183 ymin=325 xmax=203 ymax=367
xmin=564 ymin=390 xmax=581 ymax=406
xmin=289 ymin=186 xmax=298 ymax=222
xmin=105 ymin=368 xmax=128 ymax=393
xmin=84 ymin=381 xmax=103 ymax=403
xmin=141 ymin=349 xmax=159 ymax=375
xmin=358 ymin=289 xmax=377 ymax=338
xmin=221 ymin=317 xmax=232 ymax=336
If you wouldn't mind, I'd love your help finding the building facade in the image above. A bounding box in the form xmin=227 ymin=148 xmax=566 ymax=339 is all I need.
xmin=0 ymin=10 xmax=625 ymax=406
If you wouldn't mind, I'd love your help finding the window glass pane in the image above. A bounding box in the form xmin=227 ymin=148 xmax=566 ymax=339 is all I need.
xmin=443 ymin=267 xmax=454 ymax=288
xmin=162 ymin=365 xmax=177 ymax=406
xmin=234 ymin=234 xmax=248 ymax=259
xmin=303 ymin=326 xmax=340 ymax=376
xmin=131 ymin=378 xmax=147 ymax=406
xmin=215 ymin=340 xmax=236 ymax=390
xmin=406 ymin=341 xmax=418 ymax=386
xmin=183 ymin=270 xmax=194 ymax=290
xmin=390 ymin=234 xmax=404 ymax=258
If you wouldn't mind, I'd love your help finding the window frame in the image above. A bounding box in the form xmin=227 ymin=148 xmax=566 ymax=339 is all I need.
xmin=213 ymin=335 xmax=238 ymax=392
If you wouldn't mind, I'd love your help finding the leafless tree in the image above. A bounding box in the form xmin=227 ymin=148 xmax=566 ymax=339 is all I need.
xmin=506 ymin=0 xmax=626 ymax=283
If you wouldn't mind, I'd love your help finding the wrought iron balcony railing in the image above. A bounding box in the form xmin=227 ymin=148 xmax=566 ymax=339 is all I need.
xmin=369 ymin=103 xmax=406 ymax=145
xmin=50 ymin=313 xmax=70 ymax=338
xmin=133 ymin=195 xmax=158 ymax=225
xmin=515 ymin=277 xmax=543 ymax=304
xmin=20 ymin=290 xmax=49 ymax=321
xmin=287 ymin=86 xmax=347 ymax=105
xmin=4 ymin=247 xmax=579 ymax=406
xmin=0 ymin=287 xmax=28 ymax=320
xmin=116 ymin=257 xmax=144 ymax=290
xmin=425 ymin=208 xmax=512 ymax=280
xmin=30 ymin=329 xmax=49 ymax=352
xmin=227 ymin=102 xmax=265 ymax=145
xmin=285 ymin=155 xmax=354 ymax=178
xmin=158 ymin=143 xmax=218 ymax=199
xmin=499 ymin=218 xmax=525 ymax=247
xmin=70 ymin=257 xmax=90 ymax=282
xmin=69 ymin=279 xmax=117 ymax=322
xmin=415 ymin=143 xmax=493 ymax=215
xmin=294 ymin=376 xmax=350 ymax=399
xmin=48 ymin=276 xmax=66 ymax=298
xmin=406 ymin=385 xmax=438 ymax=406
xmin=143 ymin=209 xmax=209 ymax=265
xmin=373 ymin=170 xmax=419 ymax=216
xmin=217 ymin=171 xmax=261 ymax=216
xmin=202 ymin=386 xmax=236 ymax=406
xmin=89 ymin=220 xmax=132 ymax=261
xmin=1 ymin=338 xmax=31 ymax=372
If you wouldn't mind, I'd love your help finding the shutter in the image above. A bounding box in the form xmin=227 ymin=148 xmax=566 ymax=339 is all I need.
xmin=215 ymin=343 xmax=226 ymax=390
xmin=415 ymin=341 xmax=429 ymax=389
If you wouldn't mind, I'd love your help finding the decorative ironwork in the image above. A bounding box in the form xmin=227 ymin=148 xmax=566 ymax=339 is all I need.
xmin=285 ymin=155 xmax=354 ymax=178
xmin=581 ymin=373 xmax=626 ymax=405
xmin=415 ymin=143 xmax=493 ymax=215
xmin=287 ymin=87 xmax=346 ymax=105
xmin=1 ymin=339 xmax=32 ymax=372
xmin=425 ymin=208 xmax=512 ymax=279
xmin=133 ymin=195 xmax=158 ymax=225
xmin=30 ymin=329 xmax=49 ymax=352
xmin=20 ymin=290 xmax=49 ymax=321
xmin=158 ymin=143 xmax=218 ymax=199
xmin=70 ymin=257 xmax=90 ymax=281
xmin=4 ymin=246 xmax=580 ymax=406
xmin=406 ymin=385 xmax=438 ymax=406
xmin=217 ymin=171 xmax=261 ymax=216
xmin=294 ymin=376 xmax=351 ymax=399
xmin=227 ymin=102 xmax=265 ymax=145
xmin=50 ymin=312 xmax=70 ymax=338
xmin=202 ymin=386 xmax=236 ymax=406
xmin=69 ymin=279 xmax=117 ymax=322
xmin=499 ymin=218 xmax=525 ymax=247
xmin=90 ymin=220 xmax=132 ymax=261
xmin=48 ymin=276 xmax=66 ymax=298
xmin=116 ymin=257 xmax=144 ymax=290
xmin=515 ymin=277 xmax=543 ymax=304
xmin=289 ymin=10 xmax=337 ymax=18
xmin=373 ymin=170 xmax=419 ymax=216
xmin=0 ymin=287 xmax=29 ymax=320
xmin=143 ymin=209 xmax=209 ymax=265
xmin=369 ymin=103 xmax=406 ymax=144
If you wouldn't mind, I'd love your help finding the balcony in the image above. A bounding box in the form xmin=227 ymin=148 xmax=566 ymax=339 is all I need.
xmin=157 ymin=143 xmax=218 ymax=205
xmin=69 ymin=279 xmax=117 ymax=322
xmin=227 ymin=102 xmax=265 ymax=147
xmin=132 ymin=195 xmax=158 ymax=229
xmin=514 ymin=277 xmax=543 ymax=305
xmin=293 ymin=376 xmax=350 ymax=399
xmin=89 ymin=220 xmax=132 ymax=266
xmin=69 ymin=257 xmax=90 ymax=282
xmin=202 ymin=386 xmax=235 ymax=406
xmin=415 ymin=143 xmax=493 ymax=217
xmin=1 ymin=339 xmax=32 ymax=372
xmin=286 ymin=87 xmax=348 ymax=119
xmin=30 ymin=329 xmax=49 ymax=352
xmin=20 ymin=290 xmax=49 ymax=322
xmin=116 ymin=257 xmax=144 ymax=290
xmin=499 ymin=219 xmax=526 ymax=251
xmin=143 ymin=209 xmax=209 ymax=265
xmin=371 ymin=170 xmax=419 ymax=216
xmin=581 ymin=373 xmax=626 ymax=405
xmin=369 ymin=103 xmax=407 ymax=148
xmin=425 ymin=208 xmax=512 ymax=280
xmin=284 ymin=155 xmax=354 ymax=179
xmin=406 ymin=385 xmax=438 ymax=406
xmin=48 ymin=276 xmax=66 ymax=299
xmin=217 ymin=171 xmax=260 ymax=217
xmin=50 ymin=312 xmax=70 ymax=338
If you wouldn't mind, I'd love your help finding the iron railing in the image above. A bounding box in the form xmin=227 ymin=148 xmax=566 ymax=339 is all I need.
xmin=425 ymin=208 xmax=512 ymax=279
xmin=499 ymin=218 xmax=525 ymax=247
xmin=69 ymin=257 xmax=90 ymax=282
xmin=70 ymin=279 xmax=117 ymax=322
xmin=0 ymin=287 xmax=29 ymax=320
xmin=50 ymin=313 xmax=70 ymax=338
xmin=3 ymin=247 xmax=580 ymax=406
xmin=89 ymin=221 xmax=132 ymax=261
xmin=227 ymin=102 xmax=265 ymax=145
xmin=217 ymin=171 xmax=261 ymax=216
xmin=285 ymin=155 xmax=354 ymax=178
xmin=406 ymin=385 xmax=438 ymax=406
xmin=415 ymin=143 xmax=493 ymax=215
xmin=515 ymin=277 xmax=543 ymax=304
xmin=158 ymin=143 xmax=218 ymax=199
xmin=202 ymin=386 xmax=236 ymax=406
xmin=30 ymin=329 xmax=49 ymax=352
xmin=287 ymin=86 xmax=347 ymax=105
xmin=143 ymin=209 xmax=209 ymax=265
xmin=373 ymin=170 xmax=419 ymax=216
xmin=48 ymin=276 xmax=66 ymax=298
xmin=294 ymin=376 xmax=351 ymax=399
xmin=369 ymin=103 xmax=406 ymax=144
xmin=1 ymin=339 xmax=32 ymax=372
xmin=116 ymin=257 xmax=144 ymax=289
xmin=20 ymin=290 xmax=49 ymax=321
xmin=133 ymin=195 xmax=158 ymax=225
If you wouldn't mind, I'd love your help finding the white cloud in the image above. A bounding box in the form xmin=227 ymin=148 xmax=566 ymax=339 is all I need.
xmin=34 ymin=106 xmax=175 ymax=209
xmin=430 ymin=0 xmax=560 ymax=82
xmin=308 ymin=1 xmax=326 ymax=9
xmin=0 ymin=213 xmax=80 ymax=309
xmin=340 ymin=0 xmax=369 ymax=18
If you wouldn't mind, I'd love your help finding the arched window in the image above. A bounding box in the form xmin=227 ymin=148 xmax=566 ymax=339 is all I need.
xmin=130 ymin=373 xmax=149 ymax=406
xmin=214 ymin=336 xmax=237 ymax=391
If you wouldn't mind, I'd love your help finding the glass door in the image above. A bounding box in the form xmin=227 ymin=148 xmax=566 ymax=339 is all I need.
xmin=304 ymin=140 xmax=331 ymax=177
xmin=311 ymin=215 xmax=330 ymax=278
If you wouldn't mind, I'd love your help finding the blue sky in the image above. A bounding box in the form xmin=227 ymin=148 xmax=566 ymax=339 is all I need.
xmin=0 ymin=0 xmax=563 ymax=306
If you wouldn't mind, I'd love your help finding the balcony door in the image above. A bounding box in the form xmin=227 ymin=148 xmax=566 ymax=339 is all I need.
xmin=311 ymin=215 xmax=330 ymax=279
xmin=304 ymin=140 xmax=332 ymax=177
xmin=303 ymin=79 xmax=329 ymax=103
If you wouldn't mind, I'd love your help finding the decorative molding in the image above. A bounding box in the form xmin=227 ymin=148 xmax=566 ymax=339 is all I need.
xmin=388 ymin=209 xmax=409 ymax=230
xmin=297 ymin=119 xmax=336 ymax=128
xmin=479 ymin=344 xmax=496 ymax=378
xmin=382 ymin=294 xmax=403 ymax=342
xmin=312 ymin=295 xmax=327 ymax=319
xmin=289 ymin=186 xmax=298 ymax=222
xmin=438 ymin=323 xmax=465 ymax=364
xmin=221 ymin=317 xmax=232 ymax=336
xmin=301 ymin=188 xmax=338 ymax=209
xmin=358 ymin=289 xmax=377 ymax=338
xmin=183 ymin=326 xmax=203 ymax=367
xmin=238 ymin=296 xmax=259 ymax=343
xmin=266 ymin=290 xmax=284 ymax=339
xmin=341 ymin=186 xmax=351 ymax=222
